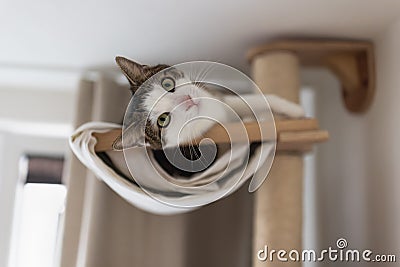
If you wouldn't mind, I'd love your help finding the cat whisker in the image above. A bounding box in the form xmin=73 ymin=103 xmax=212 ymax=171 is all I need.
xmin=196 ymin=64 xmax=214 ymax=82
xmin=189 ymin=64 xmax=214 ymax=88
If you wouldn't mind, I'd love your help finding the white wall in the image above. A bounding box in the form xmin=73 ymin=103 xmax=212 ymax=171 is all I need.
xmin=365 ymin=18 xmax=400 ymax=253
xmin=304 ymin=68 xmax=370 ymax=255
xmin=298 ymin=17 xmax=400 ymax=267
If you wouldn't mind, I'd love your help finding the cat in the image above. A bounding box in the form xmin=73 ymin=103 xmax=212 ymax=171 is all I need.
xmin=113 ymin=56 xmax=304 ymax=151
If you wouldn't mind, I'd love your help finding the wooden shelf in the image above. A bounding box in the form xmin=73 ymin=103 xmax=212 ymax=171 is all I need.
xmin=93 ymin=118 xmax=328 ymax=153
xmin=247 ymin=39 xmax=375 ymax=113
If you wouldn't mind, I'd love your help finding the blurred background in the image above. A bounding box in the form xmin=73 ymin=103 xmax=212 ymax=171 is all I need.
xmin=1 ymin=0 xmax=400 ymax=266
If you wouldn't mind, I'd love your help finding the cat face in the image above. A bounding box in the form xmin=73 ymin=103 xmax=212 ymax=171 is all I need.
xmin=113 ymin=57 xmax=226 ymax=150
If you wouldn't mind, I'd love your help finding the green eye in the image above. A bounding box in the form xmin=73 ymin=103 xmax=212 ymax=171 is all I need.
xmin=157 ymin=112 xmax=171 ymax=128
xmin=161 ymin=77 xmax=175 ymax=92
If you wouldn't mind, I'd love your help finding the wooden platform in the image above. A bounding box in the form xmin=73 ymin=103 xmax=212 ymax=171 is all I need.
xmin=93 ymin=118 xmax=329 ymax=153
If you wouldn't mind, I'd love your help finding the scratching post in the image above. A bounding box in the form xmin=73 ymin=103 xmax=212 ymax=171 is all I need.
xmin=251 ymin=52 xmax=303 ymax=266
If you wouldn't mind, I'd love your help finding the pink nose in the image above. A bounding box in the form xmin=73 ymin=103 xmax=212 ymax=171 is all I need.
xmin=181 ymin=95 xmax=197 ymax=110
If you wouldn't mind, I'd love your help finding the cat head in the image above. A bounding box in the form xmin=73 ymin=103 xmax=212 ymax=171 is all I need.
xmin=113 ymin=57 xmax=222 ymax=150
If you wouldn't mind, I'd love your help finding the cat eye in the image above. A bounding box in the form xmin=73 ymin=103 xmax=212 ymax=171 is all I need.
xmin=157 ymin=112 xmax=171 ymax=128
xmin=161 ymin=77 xmax=175 ymax=92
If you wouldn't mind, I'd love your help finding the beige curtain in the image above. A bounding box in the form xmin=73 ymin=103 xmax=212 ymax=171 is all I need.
xmin=59 ymin=73 xmax=254 ymax=267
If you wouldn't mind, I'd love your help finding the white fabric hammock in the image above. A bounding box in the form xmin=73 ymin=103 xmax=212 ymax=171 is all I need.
xmin=69 ymin=121 xmax=274 ymax=215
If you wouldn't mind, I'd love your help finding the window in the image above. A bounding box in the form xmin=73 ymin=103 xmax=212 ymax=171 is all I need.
xmin=11 ymin=155 xmax=66 ymax=267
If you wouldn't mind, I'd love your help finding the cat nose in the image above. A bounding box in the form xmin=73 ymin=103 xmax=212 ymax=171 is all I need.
xmin=180 ymin=95 xmax=197 ymax=110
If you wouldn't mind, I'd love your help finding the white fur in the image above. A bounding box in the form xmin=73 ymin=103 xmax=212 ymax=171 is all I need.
xmin=223 ymin=94 xmax=305 ymax=119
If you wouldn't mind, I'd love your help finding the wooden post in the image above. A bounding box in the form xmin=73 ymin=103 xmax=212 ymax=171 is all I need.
xmin=251 ymin=52 xmax=303 ymax=266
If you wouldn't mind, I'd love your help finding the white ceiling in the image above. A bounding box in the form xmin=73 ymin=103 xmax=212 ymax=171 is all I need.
xmin=1 ymin=0 xmax=400 ymax=73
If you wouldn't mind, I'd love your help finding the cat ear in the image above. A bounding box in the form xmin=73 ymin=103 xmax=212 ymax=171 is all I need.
xmin=115 ymin=56 xmax=145 ymax=88
xmin=112 ymin=123 xmax=146 ymax=151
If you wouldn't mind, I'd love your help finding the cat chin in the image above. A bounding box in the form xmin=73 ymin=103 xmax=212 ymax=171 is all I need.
xmin=162 ymin=118 xmax=216 ymax=148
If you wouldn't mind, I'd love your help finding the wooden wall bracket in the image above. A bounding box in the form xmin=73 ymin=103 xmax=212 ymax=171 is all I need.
xmin=247 ymin=39 xmax=375 ymax=113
